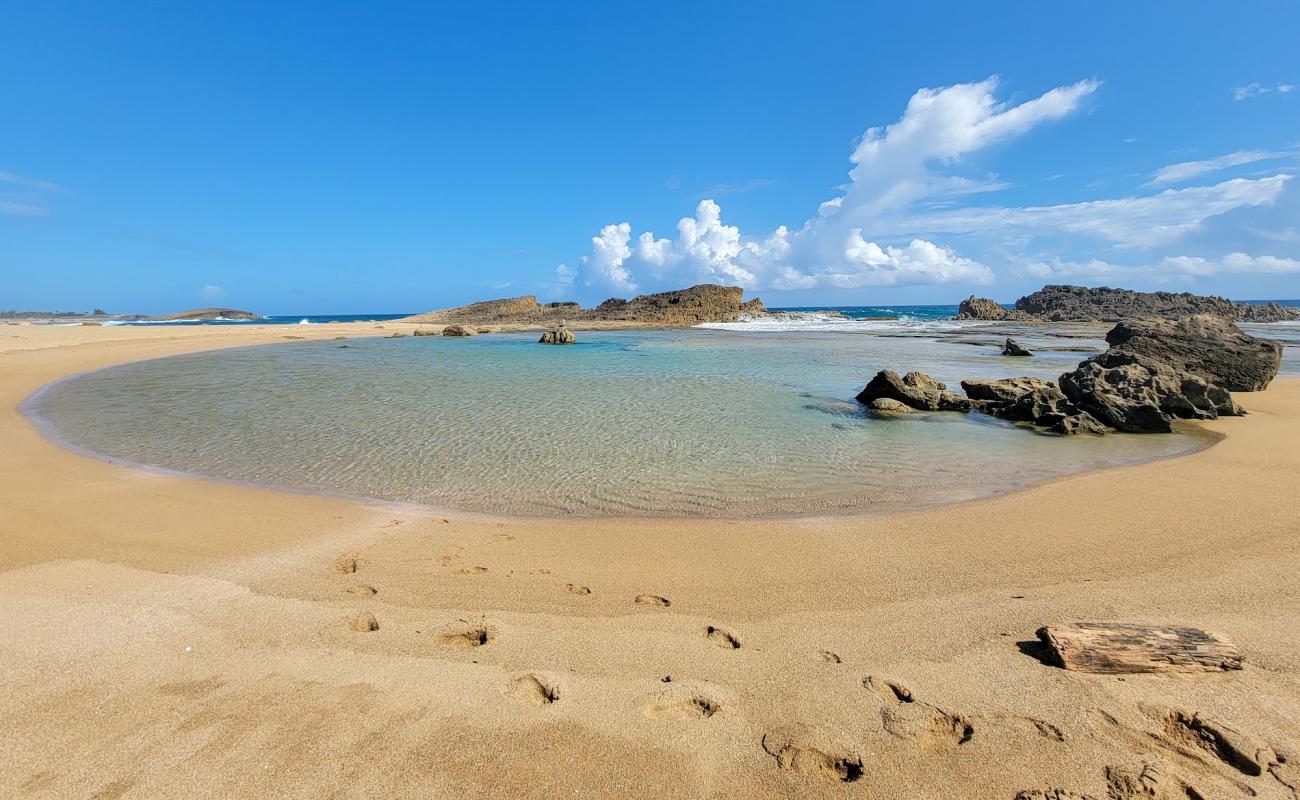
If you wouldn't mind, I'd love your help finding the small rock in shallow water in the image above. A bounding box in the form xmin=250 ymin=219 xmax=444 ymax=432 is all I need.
xmin=1002 ymin=337 xmax=1033 ymax=356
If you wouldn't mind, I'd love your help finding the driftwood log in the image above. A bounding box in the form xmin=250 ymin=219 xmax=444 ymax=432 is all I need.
xmin=1035 ymin=623 xmax=1242 ymax=674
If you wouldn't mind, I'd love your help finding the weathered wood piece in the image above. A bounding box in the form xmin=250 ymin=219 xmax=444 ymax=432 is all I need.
xmin=1035 ymin=622 xmax=1243 ymax=674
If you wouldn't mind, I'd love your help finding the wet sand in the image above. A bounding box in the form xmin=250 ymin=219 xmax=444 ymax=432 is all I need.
xmin=1 ymin=321 xmax=1298 ymax=799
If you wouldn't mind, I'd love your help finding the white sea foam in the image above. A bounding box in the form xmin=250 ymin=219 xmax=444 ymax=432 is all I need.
xmin=695 ymin=312 xmax=971 ymax=333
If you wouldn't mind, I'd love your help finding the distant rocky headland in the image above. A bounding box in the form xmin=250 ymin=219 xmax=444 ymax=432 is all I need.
xmin=398 ymin=284 xmax=765 ymax=328
xmin=956 ymin=284 xmax=1300 ymax=323
xmin=150 ymin=308 xmax=261 ymax=321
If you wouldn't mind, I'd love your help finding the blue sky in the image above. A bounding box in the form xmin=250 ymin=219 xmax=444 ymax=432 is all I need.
xmin=2 ymin=2 xmax=1298 ymax=314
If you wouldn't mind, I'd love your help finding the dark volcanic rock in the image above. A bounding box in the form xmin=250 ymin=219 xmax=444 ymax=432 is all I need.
xmin=1002 ymin=337 xmax=1033 ymax=357
xmin=961 ymin=377 xmax=1105 ymax=435
xmin=1012 ymin=284 xmax=1300 ymax=323
xmin=1104 ymin=315 xmax=1281 ymax=392
xmin=855 ymin=370 xmax=972 ymax=411
xmin=1059 ymin=350 xmax=1240 ymax=433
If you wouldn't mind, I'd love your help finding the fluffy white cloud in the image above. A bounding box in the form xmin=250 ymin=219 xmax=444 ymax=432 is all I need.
xmin=564 ymin=76 xmax=1297 ymax=297
xmin=1149 ymin=149 xmax=1292 ymax=186
xmin=570 ymin=77 xmax=1094 ymax=294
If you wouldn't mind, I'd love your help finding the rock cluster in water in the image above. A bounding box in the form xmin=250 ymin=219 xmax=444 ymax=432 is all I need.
xmin=860 ymin=315 xmax=1282 ymax=435
xmin=539 ymin=324 xmax=576 ymax=344
xmin=955 ymin=284 xmax=1300 ymax=323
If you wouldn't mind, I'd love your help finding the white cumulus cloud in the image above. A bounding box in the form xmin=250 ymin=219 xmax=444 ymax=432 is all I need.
xmin=569 ymin=77 xmax=1098 ymax=294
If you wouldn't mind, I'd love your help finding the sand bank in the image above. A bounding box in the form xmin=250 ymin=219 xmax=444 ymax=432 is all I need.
xmin=1 ymin=322 xmax=1297 ymax=799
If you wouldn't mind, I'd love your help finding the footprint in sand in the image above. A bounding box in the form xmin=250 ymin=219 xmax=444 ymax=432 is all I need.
xmin=504 ymin=673 xmax=560 ymax=707
xmin=862 ymin=675 xmax=913 ymax=703
xmin=491 ymin=533 xmax=514 ymax=543
xmin=645 ymin=687 xmax=723 ymax=720
xmin=347 ymin=583 xmax=378 ymax=597
xmin=381 ymin=519 xmax=404 ymax=528
xmin=564 ymin=583 xmax=592 ymax=595
xmin=635 ymin=594 xmax=670 ymax=607
xmin=437 ymin=620 xmax=496 ymax=649
xmin=703 ymin=626 xmax=741 ymax=649
xmin=349 ymin=612 xmax=380 ymax=632
xmin=332 ymin=554 xmax=360 ymax=574
xmin=880 ymin=703 xmax=973 ymax=750
xmin=454 ymin=566 xmax=488 ymax=576
xmin=819 ymin=650 xmax=842 ymax=664
xmin=761 ymin=726 xmax=863 ymax=784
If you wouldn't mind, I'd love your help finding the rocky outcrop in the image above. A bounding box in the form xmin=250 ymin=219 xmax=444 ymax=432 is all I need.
xmin=398 ymin=284 xmax=765 ymax=328
xmin=955 ymin=296 xmax=1022 ymax=321
xmin=441 ymin=324 xmax=478 ymax=337
xmin=539 ymin=324 xmax=576 ymax=344
xmin=855 ymin=371 xmax=972 ymax=412
xmin=1055 ymin=315 xmax=1284 ymax=433
xmin=1103 ymin=316 xmax=1281 ymax=391
xmin=152 ymin=307 xmax=260 ymax=321
xmin=1017 ymin=284 xmax=1300 ymax=322
xmin=582 ymin=284 xmax=756 ymax=326
xmin=960 ymin=377 xmax=1056 ymax=405
xmin=413 ymin=329 xmax=440 ymax=336
xmin=1002 ymin=338 xmax=1033 ymax=357
xmin=954 ymin=285 xmax=1300 ymax=322
xmin=1059 ymin=351 xmax=1239 ymax=433
xmin=960 ymin=377 xmax=1105 ymax=435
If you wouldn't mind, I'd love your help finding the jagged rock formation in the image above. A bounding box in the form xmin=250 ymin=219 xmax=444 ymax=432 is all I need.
xmin=1059 ymin=351 xmax=1240 ymax=433
xmin=1103 ymin=316 xmax=1281 ymax=392
xmin=957 ymin=285 xmax=1300 ymax=323
xmin=539 ymin=324 xmax=576 ymax=344
xmin=862 ymin=315 xmax=1280 ymax=436
xmin=152 ymin=308 xmax=260 ymax=321
xmin=398 ymin=284 xmax=764 ymax=328
xmin=955 ymin=296 xmax=1025 ymax=321
xmin=855 ymin=371 xmax=972 ymax=412
xmin=581 ymin=284 xmax=753 ymax=325
xmin=1002 ymin=338 xmax=1033 ymax=356
xmin=960 ymin=378 xmax=1105 ymax=435
xmin=1055 ymin=314 xmax=1287 ymax=432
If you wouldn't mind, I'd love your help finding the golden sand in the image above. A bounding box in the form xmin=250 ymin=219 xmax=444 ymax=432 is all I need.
xmin=1 ymin=321 xmax=1297 ymax=799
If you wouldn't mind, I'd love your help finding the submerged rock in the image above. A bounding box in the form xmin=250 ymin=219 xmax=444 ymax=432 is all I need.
xmin=855 ymin=370 xmax=971 ymax=412
xmin=441 ymin=324 xmax=478 ymax=337
xmin=539 ymin=324 xmax=576 ymax=344
xmin=867 ymin=398 xmax=912 ymax=414
xmin=1002 ymin=337 xmax=1033 ymax=357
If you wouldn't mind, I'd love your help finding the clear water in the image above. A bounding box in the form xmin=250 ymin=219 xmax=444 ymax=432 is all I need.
xmin=27 ymin=328 xmax=1216 ymax=518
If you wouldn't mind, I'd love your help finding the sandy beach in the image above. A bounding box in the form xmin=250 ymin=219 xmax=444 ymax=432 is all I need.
xmin=2 ymin=322 xmax=1298 ymax=799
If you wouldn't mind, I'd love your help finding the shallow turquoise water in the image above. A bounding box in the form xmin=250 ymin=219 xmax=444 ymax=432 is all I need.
xmin=28 ymin=329 xmax=1210 ymax=517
